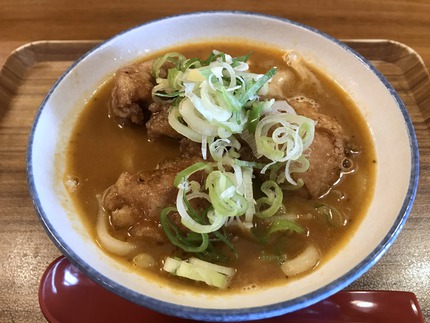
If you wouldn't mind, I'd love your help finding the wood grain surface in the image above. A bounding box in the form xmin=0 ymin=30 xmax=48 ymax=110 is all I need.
xmin=0 ymin=0 xmax=429 ymax=69
xmin=1 ymin=39 xmax=429 ymax=323
xmin=0 ymin=1 xmax=429 ymax=322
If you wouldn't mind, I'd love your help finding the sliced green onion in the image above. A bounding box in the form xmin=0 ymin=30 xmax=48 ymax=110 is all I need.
xmin=160 ymin=207 xmax=209 ymax=253
xmin=280 ymin=178 xmax=305 ymax=191
xmin=163 ymin=256 xmax=234 ymax=288
xmin=183 ymin=57 xmax=202 ymax=70
xmin=206 ymin=171 xmax=248 ymax=218
xmin=284 ymin=156 xmax=310 ymax=185
xmin=209 ymin=137 xmax=240 ymax=162
xmin=218 ymin=87 xmax=242 ymax=112
xmin=255 ymin=180 xmax=283 ymax=218
xmin=242 ymin=166 xmax=255 ymax=226
xmin=152 ymin=52 xmax=186 ymax=78
xmin=234 ymin=159 xmax=266 ymax=169
xmin=174 ymin=162 xmax=209 ymax=187
xmin=168 ymin=106 xmax=202 ymax=142
xmin=201 ymin=51 xmax=224 ymax=66
xmin=183 ymin=82 xmax=229 ymax=124
xmin=163 ymin=257 xmax=182 ymax=273
xmin=177 ymin=188 xmax=227 ymax=234
xmin=150 ymin=50 xmax=319 ymax=275
xmin=231 ymin=51 xmax=252 ymax=66
xmin=179 ymin=98 xmax=218 ymax=137
xmin=212 ymin=229 xmax=237 ymax=257
xmin=188 ymin=257 xmax=235 ymax=276
xmin=256 ymin=114 xmax=315 ymax=162
xmin=239 ymin=130 xmax=260 ymax=158
xmin=267 ymin=218 xmax=305 ymax=235
xmin=247 ymin=101 xmax=264 ymax=134
xmin=256 ymin=113 xmax=315 ymax=185
xmin=239 ymin=67 xmax=277 ymax=106
xmin=155 ymin=50 xmax=278 ymax=154
xmin=315 ymin=204 xmax=347 ymax=228
xmin=153 ymin=91 xmax=184 ymax=99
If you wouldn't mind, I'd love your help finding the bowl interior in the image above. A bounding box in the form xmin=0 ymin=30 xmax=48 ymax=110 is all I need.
xmin=27 ymin=11 xmax=418 ymax=321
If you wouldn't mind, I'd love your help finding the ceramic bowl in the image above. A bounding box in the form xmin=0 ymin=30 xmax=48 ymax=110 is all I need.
xmin=27 ymin=11 xmax=419 ymax=322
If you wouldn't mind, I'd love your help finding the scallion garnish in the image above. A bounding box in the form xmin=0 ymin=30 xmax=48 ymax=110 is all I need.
xmin=152 ymin=49 xmax=316 ymax=288
xmin=160 ymin=207 xmax=209 ymax=253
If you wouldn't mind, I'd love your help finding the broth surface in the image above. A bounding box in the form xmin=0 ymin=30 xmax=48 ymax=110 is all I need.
xmin=65 ymin=40 xmax=376 ymax=293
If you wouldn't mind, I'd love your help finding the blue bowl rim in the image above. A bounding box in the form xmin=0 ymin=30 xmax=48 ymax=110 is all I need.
xmin=26 ymin=10 xmax=420 ymax=322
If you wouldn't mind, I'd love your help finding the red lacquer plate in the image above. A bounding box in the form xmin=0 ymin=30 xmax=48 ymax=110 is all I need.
xmin=39 ymin=256 xmax=424 ymax=323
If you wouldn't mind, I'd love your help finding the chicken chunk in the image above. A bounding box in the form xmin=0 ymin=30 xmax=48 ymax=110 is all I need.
xmin=111 ymin=60 xmax=155 ymax=125
xmin=146 ymin=102 xmax=183 ymax=140
xmin=290 ymin=100 xmax=346 ymax=198
xmin=102 ymin=157 xmax=204 ymax=242
xmin=179 ymin=138 xmax=203 ymax=158
xmin=295 ymin=128 xmax=345 ymax=197
xmin=111 ymin=60 xmax=184 ymax=141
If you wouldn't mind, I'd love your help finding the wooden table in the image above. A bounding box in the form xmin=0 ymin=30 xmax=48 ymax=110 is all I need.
xmin=1 ymin=1 xmax=429 ymax=322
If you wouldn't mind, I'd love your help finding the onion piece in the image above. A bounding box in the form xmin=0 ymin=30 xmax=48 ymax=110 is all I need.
xmin=205 ymin=170 xmax=248 ymax=218
xmin=163 ymin=256 xmax=235 ymax=289
xmin=255 ymin=113 xmax=315 ymax=185
xmin=281 ymin=244 xmax=320 ymax=276
xmin=188 ymin=257 xmax=235 ymax=277
xmin=176 ymin=186 xmax=226 ymax=234
xmin=179 ymin=98 xmax=218 ymax=136
xmin=242 ymin=166 xmax=255 ymax=227
xmin=265 ymin=100 xmax=297 ymax=115
xmin=168 ymin=106 xmax=202 ymax=143
xmin=255 ymin=180 xmax=283 ymax=218
xmin=133 ymin=253 xmax=156 ymax=269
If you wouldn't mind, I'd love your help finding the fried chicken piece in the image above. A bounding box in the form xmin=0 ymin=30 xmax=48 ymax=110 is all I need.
xmin=111 ymin=60 xmax=155 ymax=125
xmin=102 ymin=157 xmax=205 ymax=242
xmin=290 ymin=100 xmax=346 ymax=198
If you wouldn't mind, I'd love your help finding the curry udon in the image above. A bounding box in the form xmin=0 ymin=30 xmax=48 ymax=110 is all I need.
xmin=64 ymin=40 xmax=376 ymax=292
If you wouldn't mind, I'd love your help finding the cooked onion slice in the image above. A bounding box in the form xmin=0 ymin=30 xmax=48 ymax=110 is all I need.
xmin=133 ymin=253 xmax=156 ymax=269
xmin=255 ymin=180 xmax=283 ymax=218
xmin=256 ymin=114 xmax=315 ymax=163
xmin=163 ymin=257 xmax=235 ymax=289
xmin=176 ymin=185 xmax=227 ymax=234
xmin=96 ymin=196 xmax=136 ymax=256
xmin=168 ymin=106 xmax=202 ymax=143
xmin=281 ymin=244 xmax=320 ymax=276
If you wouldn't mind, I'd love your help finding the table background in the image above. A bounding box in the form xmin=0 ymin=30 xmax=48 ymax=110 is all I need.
xmin=1 ymin=0 xmax=429 ymax=322
xmin=1 ymin=0 xmax=430 ymax=68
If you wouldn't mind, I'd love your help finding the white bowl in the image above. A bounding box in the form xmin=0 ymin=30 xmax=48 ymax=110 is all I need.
xmin=27 ymin=11 xmax=419 ymax=321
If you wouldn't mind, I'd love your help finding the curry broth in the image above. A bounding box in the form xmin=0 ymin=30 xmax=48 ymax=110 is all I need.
xmin=65 ymin=40 xmax=376 ymax=292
